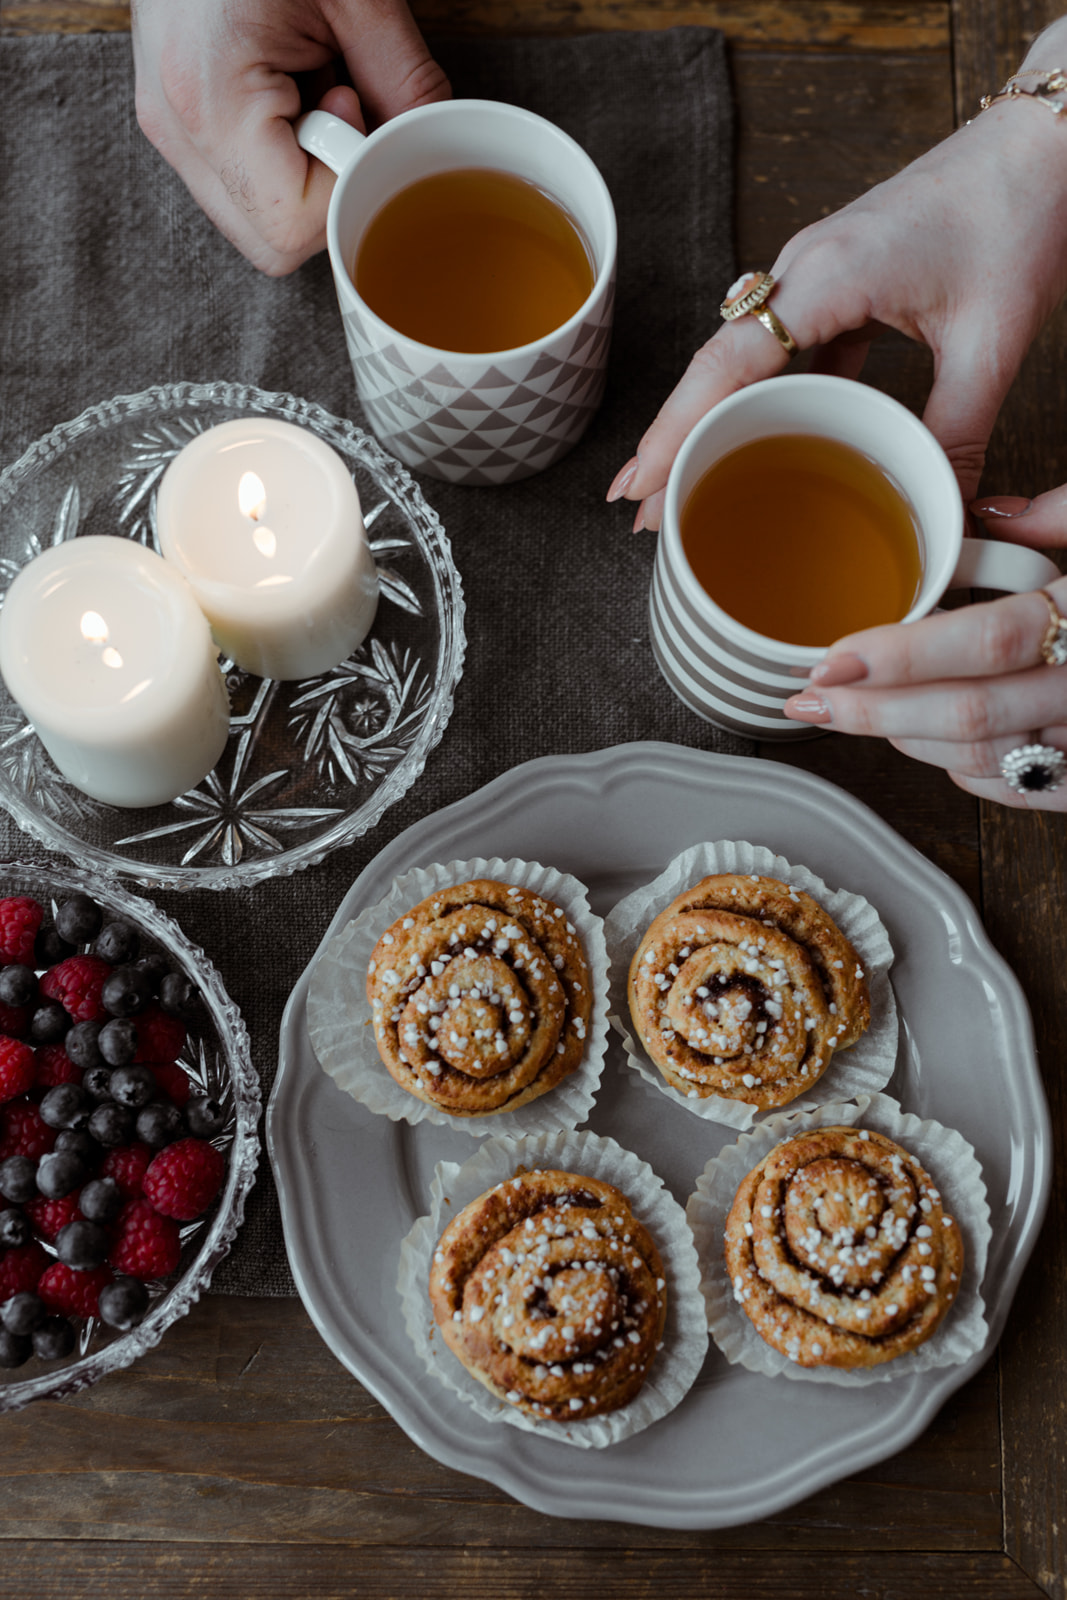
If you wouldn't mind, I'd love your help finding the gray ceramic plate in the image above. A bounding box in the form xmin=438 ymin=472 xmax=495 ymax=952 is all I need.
xmin=268 ymin=742 xmax=1050 ymax=1528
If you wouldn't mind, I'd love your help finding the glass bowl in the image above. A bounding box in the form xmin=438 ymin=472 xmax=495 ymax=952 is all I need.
xmin=0 ymin=859 xmax=260 ymax=1412
xmin=0 ymin=383 xmax=466 ymax=890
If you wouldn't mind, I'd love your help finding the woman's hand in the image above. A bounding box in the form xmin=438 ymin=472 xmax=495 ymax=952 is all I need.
xmin=606 ymin=51 xmax=1067 ymax=530
xmin=783 ymin=488 xmax=1067 ymax=810
xmin=131 ymin=0 xmax=450 ymax=276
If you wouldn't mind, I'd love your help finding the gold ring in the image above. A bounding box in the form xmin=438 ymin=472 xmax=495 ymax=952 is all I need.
xmin=1037 ymin=589 xmax=1067 ymax=667
xmin=720 ymin=270 xmax=798 ymax=356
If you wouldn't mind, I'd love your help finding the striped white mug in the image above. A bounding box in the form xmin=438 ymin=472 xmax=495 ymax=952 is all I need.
xmin=651 ymin=374 xmax=1061 ymax=738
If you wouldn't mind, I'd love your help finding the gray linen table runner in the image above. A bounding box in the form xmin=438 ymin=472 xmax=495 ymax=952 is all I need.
xmin=0 ymin=28 xmax=744 ymax=1293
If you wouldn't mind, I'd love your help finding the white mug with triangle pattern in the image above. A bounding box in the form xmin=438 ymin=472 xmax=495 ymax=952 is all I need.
xmin=297 ymin=102 xmax=617 ymax=486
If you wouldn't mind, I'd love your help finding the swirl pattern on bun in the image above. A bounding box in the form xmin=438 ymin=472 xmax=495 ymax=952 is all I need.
xmin=628 ymin=873 xmax=870 ymax=1108
xmin=724 ymin=1125 xmax=964 ymax=1368
xmin=367 ymin=879 xmax=592 ymax=1116
xmin=429 ymin=1168 xmax=667 ymax=1419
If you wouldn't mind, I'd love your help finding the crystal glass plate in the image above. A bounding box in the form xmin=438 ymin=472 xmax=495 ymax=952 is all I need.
xmin=0 ymin=859 xmax=260 ymax=1412
xmin=0 ymin=383 xmax=466 ymax=890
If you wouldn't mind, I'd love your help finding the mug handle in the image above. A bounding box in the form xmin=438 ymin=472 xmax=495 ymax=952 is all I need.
xmin=295 ymin=110 xmax=366 ymax=176
xmin=949 ymin=536 xmax=1061 ymax=593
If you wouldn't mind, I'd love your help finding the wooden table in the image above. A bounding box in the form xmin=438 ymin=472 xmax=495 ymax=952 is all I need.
xmin=2 ymin=2 xmax=1064 ymax=1595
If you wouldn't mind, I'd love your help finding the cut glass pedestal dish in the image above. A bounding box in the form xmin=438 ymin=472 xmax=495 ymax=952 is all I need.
xmin=0 ymin=383 xmax=465 ymax=890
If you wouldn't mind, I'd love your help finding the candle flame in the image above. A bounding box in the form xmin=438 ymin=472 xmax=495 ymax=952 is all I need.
xmin=253 ymin=525 xmax=277 ymax=559
xmin=80 ymin=610 xmax=109 ymax=644
xmin=238 ymin=470 xmax=267 ymax=521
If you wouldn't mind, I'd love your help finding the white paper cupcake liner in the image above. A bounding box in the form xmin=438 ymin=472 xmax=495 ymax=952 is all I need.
xmin=307 ymin=856 xmax=610 ymax=1137
xmin=686 ymin=1092 xmax=990 ymax=1385
xmin=397 ymin=1129 xmax=709 ymax=1447
xmin=604 ymin=839 xmax=898 ymax=1130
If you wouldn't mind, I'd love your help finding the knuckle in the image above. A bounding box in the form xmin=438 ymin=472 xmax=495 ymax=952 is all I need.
xmin=396 ymin=57 xmax=452 ymax=110
xmin=950 ymin=689 xmax=995 ymax=745
xmin=975 ymin=605 xmax=1030 ymax=674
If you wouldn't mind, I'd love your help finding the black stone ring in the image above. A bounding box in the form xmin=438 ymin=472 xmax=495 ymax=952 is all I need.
xmin=999 ymin=742 xmax=1067 ymax=794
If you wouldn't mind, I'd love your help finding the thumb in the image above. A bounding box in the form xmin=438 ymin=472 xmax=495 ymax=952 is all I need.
xmin=334 ymin=0 xmax=450 ymax=126
xmin=920 ymin=332 xmax=1018 ymax=505
xmin=970 ymin=481 xmax=1067 ymax=551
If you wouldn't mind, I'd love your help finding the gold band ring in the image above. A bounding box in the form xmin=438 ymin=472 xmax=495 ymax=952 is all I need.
xmin=720 ymin=271 xmax=798 ymax=356
xmin=1037 ymin=589 xmax=1067 ymax=667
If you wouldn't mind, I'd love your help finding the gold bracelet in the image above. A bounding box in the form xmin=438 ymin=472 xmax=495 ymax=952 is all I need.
xmin=979 ymin=67 xmax=1067 ymax=117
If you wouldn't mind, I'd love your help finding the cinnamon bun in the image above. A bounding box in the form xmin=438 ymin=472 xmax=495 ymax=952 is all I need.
xmin=368 ymin=879 xmax=592 ymax=1116
xmin=429 ymin=1168 xmax=667 ymax=1420
xmin=723 ymin=1125 xmax=964 ymax=1368
xmin=628 ymin=873 xmax=870 ymax=1108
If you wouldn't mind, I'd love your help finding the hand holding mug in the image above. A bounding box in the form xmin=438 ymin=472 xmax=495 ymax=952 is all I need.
xmin=607 ymin=56 xmax=1067 ymax=528
xmin=786 ymin=488 xmax=1067 ymax=810
xmin=131 ymin=0 xmax=450 ymax=275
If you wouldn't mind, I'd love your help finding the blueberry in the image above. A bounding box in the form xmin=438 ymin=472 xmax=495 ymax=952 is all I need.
xmin=83 ymin=1064 xmax=114 ymax=1101
xmin=39 ymin=1083 xmax=91 ymax=1131
xmin=65 ymin=1019 xmax=104 ymax=1071
xmin=98 ymin=1277 xmax=149 ymax=1332
xmin=160 ymin=972 xmax=198 ymax=1018
xmin=135 ymin=1100 xmax=184 ymax=1148
xmin=0 ymin=1327 xmax=32 ymax=1368
xmin=29 ymin=1000 xmax=71 ymax=1045
xmin=55 ymin=893 xmax=103 ymax=945
xmin=0 ymin=964 xmax=36 ymax=1008
xmin=132 ymin=954 xmax=170 ymax=994
xmin=0 ymin=1207 xmax=30 ymax=1248
xmin=98 ymin=1018 xmax=138 ymax=1067
xmin=87 ymin=1102 xmax=136 ymax=1148
xmin=184 ymin=1095 xmax=226 ymax=1139
xmin=101 ymin=967 xmax=153 ymax=1018
xmin=0 ymin=1290 xmax=45 ymax=1338
xmin=108 ymin=1064 xmax=156 ymax=1110
xmin=34 ymin=926 xmax=73 ymax=969
xmin=33 ymin=1315 xmax=76 ymax=1361
xmin=0 ymin=1156 xmax=38 ymax=1205
xmin=94 ymin=921 xmax=140 ymax=966
xmin=54 ymin=1128 xmax=101 ymax=1166
xmin=55 ymin=1219 xmax=110 ymax=1271
xmin=35 ymin=1148 xmax=89 ymax=1199
xmin=78 ymin=1176 xmax=122 ymax=1224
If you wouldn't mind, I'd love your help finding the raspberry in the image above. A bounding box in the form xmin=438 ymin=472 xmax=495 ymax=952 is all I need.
xmin=0 ymin=898 xmax=44 ymax=968
xmin=109 ymin=1199 xmax=181 ymax=1280
xmin=38 ymin=1260 xmax=112 ymax=1320
xmin=0 ymin=1002 xmax=29 ymax=1039
xmin=133 ymin=1005 xmax=186 ymax=1065
xmin=99 ymin=1141 xmax=152 ymax=1201
xmin=24 ymin=1193 xmax=80 ymax=1243
xmin=0 ymin=1240 xmax=48 ymax=1300
xmin=39 ymin=955 xmax=111 ymax=1023
xmin=149 ymin=1061 xmax=191 ymax=1108
xmin=0 ymin=1038 xmax=36 ymax=1104
xmin=33 ymin=1043 xmax=80 ymax=1092
xmin=0 ymin=1100 xmax=56 ymax=1160
xmin=143 ymin=1138 xmax=225 ymax=1220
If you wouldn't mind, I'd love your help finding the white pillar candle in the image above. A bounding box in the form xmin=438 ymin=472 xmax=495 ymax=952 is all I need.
xmin=155 ymin=418 xmax=378 ymax=681
xmin=0 ymin=536 xmax=230 ymax=809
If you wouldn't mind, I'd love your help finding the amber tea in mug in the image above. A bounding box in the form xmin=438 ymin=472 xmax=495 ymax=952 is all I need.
xmin=679 ymin=433 xmax=923 ymax=648
xmin=353 ymin=167 xmax=595 ymax=353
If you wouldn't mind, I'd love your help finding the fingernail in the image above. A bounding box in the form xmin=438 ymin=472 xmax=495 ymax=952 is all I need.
xmin=785 ymin=693 xmax=832 ymax=725
xmin=809 ymin=653 xmax=868 ymax=688
xmin=632 ymin=502 xmax=647 ymax=534
xmin=968 ymin=495 xmax=1033 ymax=519
xmin=607 ymin=457 xmax=639 ymax=503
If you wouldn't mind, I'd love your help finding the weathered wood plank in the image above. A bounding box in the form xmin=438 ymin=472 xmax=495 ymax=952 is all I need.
xmin=0 ymin=1 xmax=951 ymax=49
xmin=0 ymin=1543 xmax=1047 ymax=1597
xmin=0 ymin=1294 xmax=1003 ymax=1549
